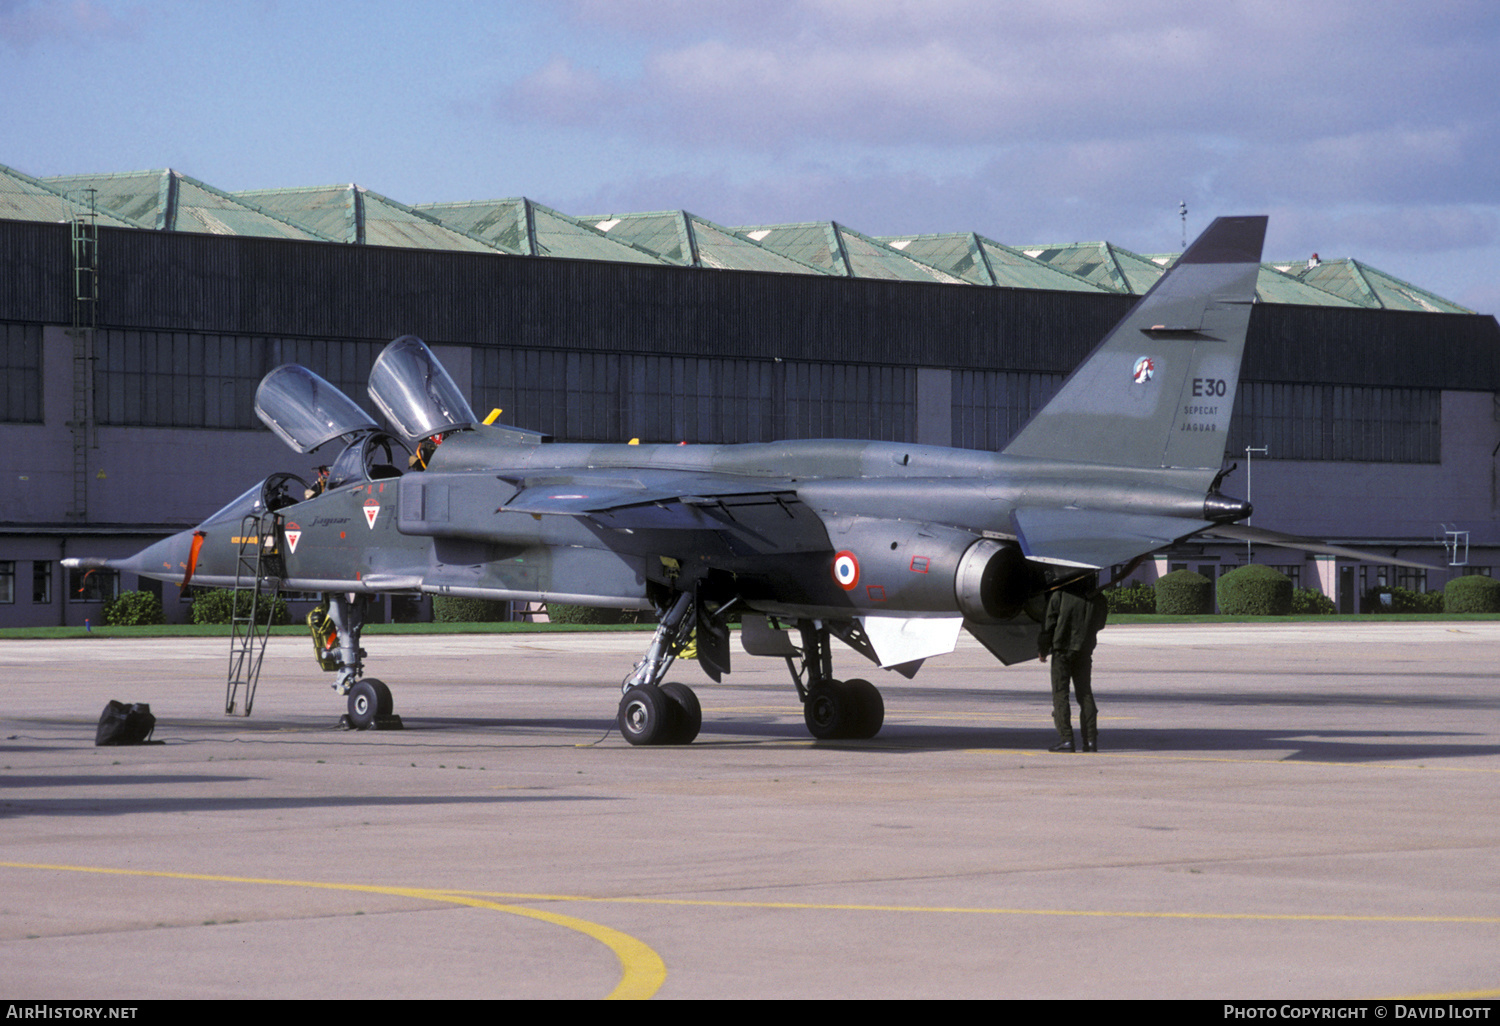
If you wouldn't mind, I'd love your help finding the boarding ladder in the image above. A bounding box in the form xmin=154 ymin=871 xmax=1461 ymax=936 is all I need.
xmin=225 ymin=510 xmax=284 ymax=716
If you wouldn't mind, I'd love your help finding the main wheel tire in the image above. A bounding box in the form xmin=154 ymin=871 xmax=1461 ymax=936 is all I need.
xmin=347 ymin=680 xmax=381 ymax=730
xmin=618 ymin=685 xmax=674 ymax=746
xmin=843 ymin=678 xmax=884 ymax=739
xmin=659 ymin=682 xmax=702 ymax=745
xmin=804 ymin=680 xmax=855 ymax=740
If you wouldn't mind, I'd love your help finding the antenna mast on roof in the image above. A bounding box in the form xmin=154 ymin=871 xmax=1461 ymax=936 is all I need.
xmin=1179 ymin=200 xmax=1188 ymax=250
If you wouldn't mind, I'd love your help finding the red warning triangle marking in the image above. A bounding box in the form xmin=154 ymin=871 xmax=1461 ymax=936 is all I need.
xmin=285 ymin=524 xmax=302 ymax=554
xmin=363 ymin=500 xmax=379 ymax=529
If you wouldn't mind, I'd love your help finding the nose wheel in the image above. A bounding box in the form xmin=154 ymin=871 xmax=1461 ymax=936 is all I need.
xmin=342 ymin=678 xmax=402 ymax=730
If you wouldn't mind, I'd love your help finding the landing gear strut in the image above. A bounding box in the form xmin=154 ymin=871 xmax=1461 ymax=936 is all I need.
xmin=617 ymin=592 xmax=702 ymax=745
xmin=787 ymin=621 xmax=884 ymax=740
xmin=325 ymin=593 xmax=401 ymax=730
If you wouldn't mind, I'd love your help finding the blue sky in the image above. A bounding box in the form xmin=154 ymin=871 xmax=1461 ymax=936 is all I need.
xmin=3 ymin=0 xmax=1497 ymax=311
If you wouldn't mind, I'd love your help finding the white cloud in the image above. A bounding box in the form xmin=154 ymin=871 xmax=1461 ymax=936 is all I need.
xmin=491 ymin=0 xmax=1500 ymax=290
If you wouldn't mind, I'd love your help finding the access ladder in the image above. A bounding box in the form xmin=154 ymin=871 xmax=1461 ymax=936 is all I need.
xmin=225 ymin=510 xmax=284 ymax=716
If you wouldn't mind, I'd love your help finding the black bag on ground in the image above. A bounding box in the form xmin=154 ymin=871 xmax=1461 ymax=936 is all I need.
xmin=96 ymin=701 xmax=157 ymax=746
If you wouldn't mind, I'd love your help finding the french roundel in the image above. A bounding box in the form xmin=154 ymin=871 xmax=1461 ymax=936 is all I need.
xmin=832 ymin=550 xmax=860 ymax=590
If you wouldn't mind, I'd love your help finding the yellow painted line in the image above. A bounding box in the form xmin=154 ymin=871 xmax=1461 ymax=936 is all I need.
xmin=0 ymin=862 xmax=665 ymax=1001
xmin=444 ymin=889 xmax=1500 ymax=926
xmin=5 ymin=865 xmax=1497 ymax=997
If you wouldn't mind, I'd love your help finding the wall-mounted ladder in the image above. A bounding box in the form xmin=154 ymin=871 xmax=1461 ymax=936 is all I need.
xmin=68 ymin=194 xmax=98 ymax=520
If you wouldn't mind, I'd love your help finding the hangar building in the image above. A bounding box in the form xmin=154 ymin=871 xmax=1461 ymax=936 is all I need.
xmin=2 ymin=162 xmax=1497 ymax=626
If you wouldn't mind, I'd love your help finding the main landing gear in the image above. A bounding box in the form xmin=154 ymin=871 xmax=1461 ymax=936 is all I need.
xmin=617 ymin=592 xmax=703 ymax=745
xmin=784 ymin=621 xmax=884 ymax=741
xmin=615 ymin=593 xmax=887 ymax=745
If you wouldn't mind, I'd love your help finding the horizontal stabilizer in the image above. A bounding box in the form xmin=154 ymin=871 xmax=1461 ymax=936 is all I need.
xmin=1198 ymin=524 xmax=1439 ymax=570
xmin=1014 ymin=508 xmax=1211 ymax=569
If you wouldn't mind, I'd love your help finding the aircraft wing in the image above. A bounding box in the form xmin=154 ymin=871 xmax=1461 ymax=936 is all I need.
xmin=1197 ymin=523 xmax=1438 ymax=570
xmin=404 ymin=470 xmax=833 ymax=554
xmin=1012 ymin=507 xmax=1212 ymax=569
xmin=501 ymin=473 xmax=800 ymax=518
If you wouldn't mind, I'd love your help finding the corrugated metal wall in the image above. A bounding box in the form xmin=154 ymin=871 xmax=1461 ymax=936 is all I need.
xmin=2 ymin=218 xmax=1496 ymax=388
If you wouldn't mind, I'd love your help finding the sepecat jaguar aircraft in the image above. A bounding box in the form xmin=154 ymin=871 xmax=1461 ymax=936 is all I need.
xmin=67 ymin=215 xmax=1414 ymax=744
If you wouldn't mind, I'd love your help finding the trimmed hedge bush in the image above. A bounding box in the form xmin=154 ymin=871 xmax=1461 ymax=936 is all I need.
xmin=1290 ymin=588 xmax=1336 ymax=615
xmin=1367 ymin=586 xmax=1444 ymax=614
xmin=189 ymin=588 xmax=291 ymax=626
xmin=1217 ymin=564 xmax=1293 ymax=615
xmin=1103 ymin=582 xmax=1155 ymax=615
xmin=1155 ymin=570 xmax=1213 ymax=615
xmin=102 ymin=590 xmax=167 ymax=626
xmin=1444 ymin=575 xmax=1500 ymax=613
xmin=432 ymin=595 xmax=511 ymax=623
xmin=545 ymin=603 xmax=632 ymax=625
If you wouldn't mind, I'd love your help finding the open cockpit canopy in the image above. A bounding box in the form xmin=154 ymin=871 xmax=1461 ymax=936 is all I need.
xmin=367 ymin=334 xmax=477 ymax=444
xmin=255 ymin=364 xmax=379 ymax=454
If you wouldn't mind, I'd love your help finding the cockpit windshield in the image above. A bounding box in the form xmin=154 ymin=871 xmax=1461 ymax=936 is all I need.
xmin=367 ymin=335 xmax=477 ymax=443
xmin=201 ymin=473 xmax=310 ymax=525
xmin=326 ymin=432 xmax=411 ymax=490
xmin=255 ymin=364 xmax=379 ymax=454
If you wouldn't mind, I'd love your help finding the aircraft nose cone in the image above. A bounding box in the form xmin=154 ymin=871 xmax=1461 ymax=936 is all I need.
xmin=125 ymin=530 xmax=199 ymax=581
xmin=63 ymin=528 xmax=200 ymax=586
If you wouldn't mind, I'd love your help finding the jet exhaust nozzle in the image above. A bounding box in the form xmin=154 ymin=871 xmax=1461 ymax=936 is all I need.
xmin=955 ymin=539 xmax=1034 ymax=623
xmin=1204 ymin=492 xmax=1253 ymax=523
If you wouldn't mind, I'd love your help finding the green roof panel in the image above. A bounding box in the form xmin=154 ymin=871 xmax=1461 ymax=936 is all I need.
xmin=421 ymin=199 xmax=665 ymax=263
xmin=0 ymin=163 xmax=140 ymax=227
xmin=739 ymin=222 xmax=968 ymax=283
xmin=2 ymin=160 xmax=1476 ymax=313
xmin=588 ymin=211 xmax=693 ymax=265
xmin=735 ymin=222 xmax=846 ymax=274
xmin=885 ymin=232 xmax=1112 ymax=292
xmin=46 ymin=170 xmax=328 ymax=239
xmin=237 ymin=185 xmax=504 ymax=252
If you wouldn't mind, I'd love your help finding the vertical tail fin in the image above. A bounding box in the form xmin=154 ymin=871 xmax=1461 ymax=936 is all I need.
xmin=1002 ymin=215 xmax=1266 ymax=471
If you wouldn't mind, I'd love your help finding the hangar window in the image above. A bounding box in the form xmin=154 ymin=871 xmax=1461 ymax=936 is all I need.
xmin=93 ymin=331 xmax=381 ymax=429
xmin=0 ymin=322 xmax=43 ymax=424
xmin=472 ymin=348 xmax=916 ymax=445
xmin=0 ymin=561 xmax=13 ymax=603
xmin=1228 ymin=383 xmax=1440 ymax=463
xmin=951 ymin=370 xmax=1063 ymax=451
xmin=780 ymin=361 xmax=915 ymax=443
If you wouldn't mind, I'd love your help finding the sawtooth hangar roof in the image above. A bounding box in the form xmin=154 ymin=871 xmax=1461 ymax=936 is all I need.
xmin=0 ymin=162 xmax=1472 ymax=314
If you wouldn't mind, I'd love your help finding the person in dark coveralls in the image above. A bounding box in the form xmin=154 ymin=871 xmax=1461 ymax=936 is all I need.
xmin=1037 ymin=576 xmax=1108 ymax=753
